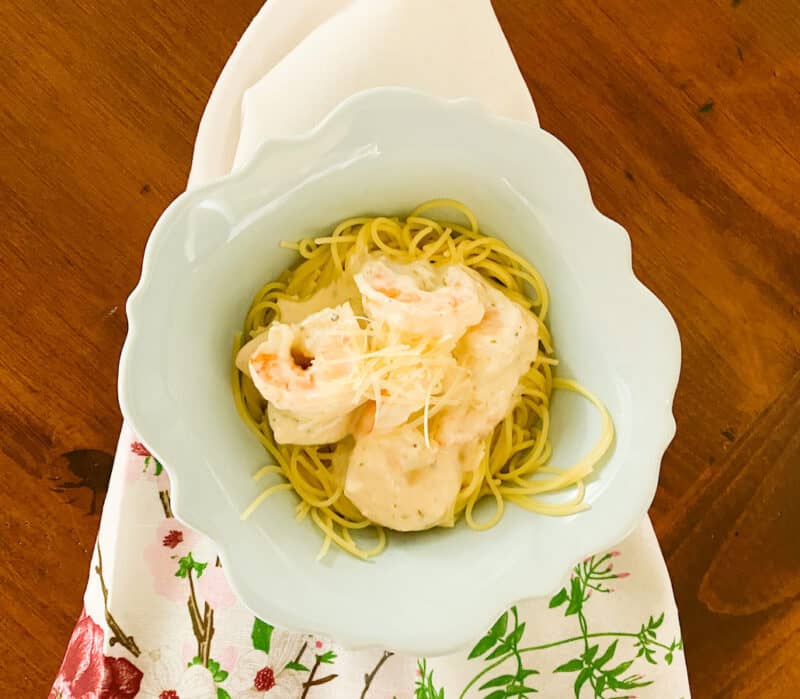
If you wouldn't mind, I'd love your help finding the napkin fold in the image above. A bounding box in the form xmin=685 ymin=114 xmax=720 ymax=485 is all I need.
xmin=51 ymin=1 xmax=690 ymax=697
xmin=191 ymin=0 xmax=537 ymax=184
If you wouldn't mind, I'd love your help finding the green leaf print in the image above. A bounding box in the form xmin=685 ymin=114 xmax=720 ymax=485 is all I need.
xmin=461 ymin=551 xmax=685 ymax=698
xmin=415 ymin=658 xmax=445 ymax=699
xmin=554 ymin=658 xmax=583 ymax=673
xmin=143 ymin=455 xmax=164 ymax=475
xmin=548 ymin=588 xmax=568 ymax=608
xmin=490 ymin=611 xmax=508 ymax=638
xmin=608 ymin=660 xmax=633 ymax=677
xmin=594 ymin=640 xmax=617 ymax=669
xmin=251 ymin=617 xmax=274 ymax=653
xmin=216 ymin=689 xmax=231 ymax=699
xmin=468 ymin=633 xmax=497 ymax=660
xmin=479 ymin=674 xmax=515 ymax=689
xmin=582 ymin=645 xmax=598 ymax=664
xmin=573 ymin=667 xmax=591 ymax=697
xmin=564 ymin=577 xmax=583 ymax=616
xmin=317 ymin=650 xmax=337 ymax=664
xmin=174 ymin=552 xmax=207 ymax=578
xmin=285 ymin=661 xmax=310 ymax=671
xmin=463 ymin=607 xmax=539 ymax=697
xmin=509 ymin=623 xmax=526 ymax=647
xmin=189 ymin=656 xmax=228 ymax=682
xmin=486 ymin=642 xmax=511 ymax=661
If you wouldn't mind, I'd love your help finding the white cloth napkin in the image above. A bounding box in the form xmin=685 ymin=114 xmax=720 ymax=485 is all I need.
xmin=190 ymin=0 xmax=537 ymax=184
xmin=51 ymin=2 xmax=690 ymax=697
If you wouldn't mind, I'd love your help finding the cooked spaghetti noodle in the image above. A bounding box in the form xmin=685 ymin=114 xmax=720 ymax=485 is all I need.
xmin=233 ymin=199 xmax=613 ymax=559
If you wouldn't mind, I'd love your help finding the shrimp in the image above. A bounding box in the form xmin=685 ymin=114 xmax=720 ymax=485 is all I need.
xmin=243 ymin=303 xmax=368 ymax=442
xmin=354 ymin=258 xmax=484 ymax=339
xmin=455 ymin=283 xmax=539 ymax=378
xmin=344 ymin=425 xmax=463 ymax=531
xmin=436 ymin=283 xmax=539 ymax=445
xmin=267 ymin=403 xmax=358 ymax=445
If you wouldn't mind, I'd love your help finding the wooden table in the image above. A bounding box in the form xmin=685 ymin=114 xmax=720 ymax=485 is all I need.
xmin=1 ymin=1 xmax=798 ymax=696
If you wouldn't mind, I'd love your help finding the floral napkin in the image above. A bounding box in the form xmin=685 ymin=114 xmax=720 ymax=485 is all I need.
xmin=51 ymin=1 xmax=690 ymax=697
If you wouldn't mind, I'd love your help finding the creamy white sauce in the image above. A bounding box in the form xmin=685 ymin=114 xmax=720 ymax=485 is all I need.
xmin=240 ymin=258 xmax=539 ymax=531
xmin=344 ymin=425 xmax=462 ymax=531
xmin=267 ymin=403 xmax=357 ymax=445
xmin=436 ymin=283 xmax=539 ymax=445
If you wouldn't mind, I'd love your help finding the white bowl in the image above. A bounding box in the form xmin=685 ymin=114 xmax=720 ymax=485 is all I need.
xmin=119 ymin=88 xmax=680 ymax=656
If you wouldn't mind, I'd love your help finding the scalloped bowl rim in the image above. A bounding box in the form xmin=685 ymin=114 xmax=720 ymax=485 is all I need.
xmin=119 ymin=87 xmax=681 ymax=656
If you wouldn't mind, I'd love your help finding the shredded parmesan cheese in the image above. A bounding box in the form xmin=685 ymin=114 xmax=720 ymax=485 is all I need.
xmin=423 ymin=379 xmax=433 ymax=448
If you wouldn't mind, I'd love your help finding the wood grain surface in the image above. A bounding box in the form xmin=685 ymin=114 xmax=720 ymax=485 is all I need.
xmin=1 ymin=1 xmax=798 ymax=696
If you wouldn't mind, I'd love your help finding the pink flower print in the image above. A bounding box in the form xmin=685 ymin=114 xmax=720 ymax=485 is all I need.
xmin=154 ymin=519 xmax=194 ymax=556
xmin=125 ymin=444 xmax=148 ymax=485
xmin=144 ymin=518 xmax=198 ymax=602
xmin=50 ymin=609 xmax=143 ymax=699
xmin=162 ymin=529 xmax=184 ymax=549
xmin=127 ymin=440 xmax=170 ymax=490
xmin=618 ymin=572 xmax=630 ymax=578
xmin=311 ymin=638 xmax=335 ymax=658
xmin=131 ymin=441 xmax=151 ymax=457
xmin=196 ymin=564 xmax=237 ymax=610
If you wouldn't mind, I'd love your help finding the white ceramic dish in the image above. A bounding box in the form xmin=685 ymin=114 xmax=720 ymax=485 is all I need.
xmin=119 ymin=88 xmax=680 ymax=656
